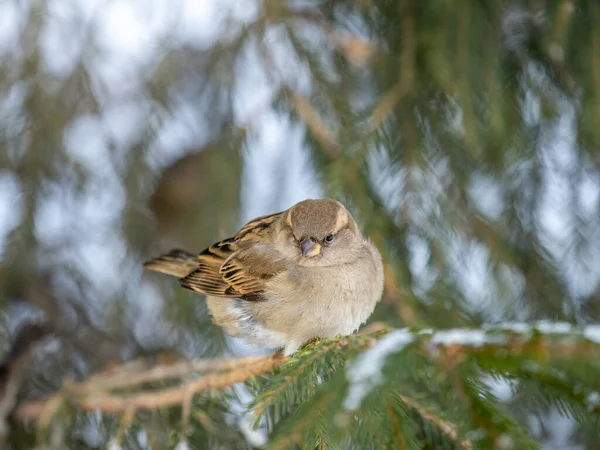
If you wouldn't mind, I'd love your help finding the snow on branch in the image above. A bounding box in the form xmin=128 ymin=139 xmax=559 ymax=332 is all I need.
xmin=12 ymin=320 xmax=600 ymax=442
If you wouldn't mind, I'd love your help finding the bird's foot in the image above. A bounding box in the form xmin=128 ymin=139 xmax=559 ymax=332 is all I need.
xmin=297 ymin=337 xmax=322 ymax=353
xmin=272 ymin=349 xmax=292 ymax=363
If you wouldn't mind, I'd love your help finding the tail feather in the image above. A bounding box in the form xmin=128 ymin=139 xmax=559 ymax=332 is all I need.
xmin=144 ymin=249 xmax=199 ymax=278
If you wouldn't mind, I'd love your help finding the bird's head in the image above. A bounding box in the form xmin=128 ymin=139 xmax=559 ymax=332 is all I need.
xmin=276 ymin=199 xmax=362 ymax=267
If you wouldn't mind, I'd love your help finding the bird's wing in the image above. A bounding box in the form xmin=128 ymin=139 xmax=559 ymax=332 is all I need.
xmin=233 ymin=211 xmax=283 ymax=241
xmin=179 ymin=212 xmax=287 ymax=300
xmin=143 ymin=249 xmax=200 ymax=278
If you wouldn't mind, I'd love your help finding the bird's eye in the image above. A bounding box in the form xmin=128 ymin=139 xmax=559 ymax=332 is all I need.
xmin=324 ymin=233 xmax=334 ymax=244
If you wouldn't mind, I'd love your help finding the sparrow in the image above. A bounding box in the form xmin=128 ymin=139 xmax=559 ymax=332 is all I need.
xmin=144 ymin=198 xmax=384 ymax=356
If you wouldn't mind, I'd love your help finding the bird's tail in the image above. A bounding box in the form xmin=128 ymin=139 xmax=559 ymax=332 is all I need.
xmin=144 ymin=249 xmax=199 ymax=278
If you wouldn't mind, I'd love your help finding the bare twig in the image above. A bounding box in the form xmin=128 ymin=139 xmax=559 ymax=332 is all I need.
xmin=332 ymin=34 xmax=376 ymax=67
xmin=368 ymin=81 xmax=409 ymax=131
xmin=288 ymin=92 xmax=339 ymax=155
xmin=386 ymin=403 xmax=407 ymax=449
xmin=76 ymin=354 xmax=271 ymax=393
xmin=15 ymin=355 xmax=282 ymax=420
xmin=367 ymin=0 xmax=415 ymax=131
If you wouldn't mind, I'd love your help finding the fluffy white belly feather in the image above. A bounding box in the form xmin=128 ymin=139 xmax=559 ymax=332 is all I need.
xmin=207 ymin=259 xmax=383 ymax=356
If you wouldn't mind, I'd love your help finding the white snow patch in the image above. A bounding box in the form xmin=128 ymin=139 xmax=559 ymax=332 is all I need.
xmin=239 ymin=414 xmax=268 ymax=447
xmin=482 ymin=375 xmax=514 ymax=402
xmin=174 ymin=441 xmax=190 ymax=450
xmin=583 ymin=325 xmax=600 ymax=344
xmin=107 ymin=439 xmax=122 ymax=450
xmin=344 ymin=330 xmax=414 ymax=411
xmin=483 ymin=322 xmax=532 ymax=334
xmin=468 ymin=173 xmax=505 ymax=222
xmin=0 ymin=172 xmax=23 ymax=255
xmin=486 ymin=321 xmax=580 ymax=335
xmin=586 ymin=392 xmax=600 ymax=411
xmin=136 ymin=430 xmax=149 ymax=448
xmin=530 ymin=410 xmax=583 ymax=450
xmin=496 ymin=434 xmax=515 ymax=450
xmin=231 ymin=384 xmax=269 ymax=447
xmin=430 ymin=329 xmax=488 ymax=347
xmin=534 ymin=321 xmax=572 ymax=334
xmin=0 ymin=1 xmax=21 ymax=55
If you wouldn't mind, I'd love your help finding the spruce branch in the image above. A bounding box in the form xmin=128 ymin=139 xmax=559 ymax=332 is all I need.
xmin=397 ymin=394 xmax=473 ymax=450
xmin=252 ymin=327 xmax=388 ymax=420
xmin=267 ymin=323 xmax=600 ymax=448
xmin=11 ymin=322 xmax=600 ymax=449
xmin=385 ymin=403 xmax=407 ymax=449
xmin=16 ymin=324 xmax=600 ymax=421
xmin=512 ymin=366 xmax=600 ymax=419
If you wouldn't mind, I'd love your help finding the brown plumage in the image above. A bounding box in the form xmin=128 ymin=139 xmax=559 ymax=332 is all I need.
xmin=144 ymin=198 xmax=384 ymax=355
xmin=144 ymin=211 xmax=285 ymax=300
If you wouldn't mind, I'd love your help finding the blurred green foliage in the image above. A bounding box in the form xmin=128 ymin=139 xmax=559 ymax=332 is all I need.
xmin=1 ymin=0 xmax=600 ymax=448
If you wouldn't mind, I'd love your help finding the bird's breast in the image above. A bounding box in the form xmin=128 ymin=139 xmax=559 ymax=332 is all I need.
xmin=258 ymin=260 xmax=382 ymax=340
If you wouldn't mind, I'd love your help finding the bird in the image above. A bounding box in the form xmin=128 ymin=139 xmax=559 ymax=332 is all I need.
xmin=144 ymin=198 xmax=384 ymax=356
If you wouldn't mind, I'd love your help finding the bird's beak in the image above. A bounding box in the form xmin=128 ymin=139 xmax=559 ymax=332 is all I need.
xmin=301 ymin=237 xmax=321 ymax=257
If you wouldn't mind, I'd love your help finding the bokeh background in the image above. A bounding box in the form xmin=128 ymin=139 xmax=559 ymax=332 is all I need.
xmin=1 ymin=0 xmax=600 ymax=448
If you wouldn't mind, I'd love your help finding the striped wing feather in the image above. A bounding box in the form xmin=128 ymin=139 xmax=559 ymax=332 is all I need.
xmin=179 ymin=212 xmax=285 ymax=300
